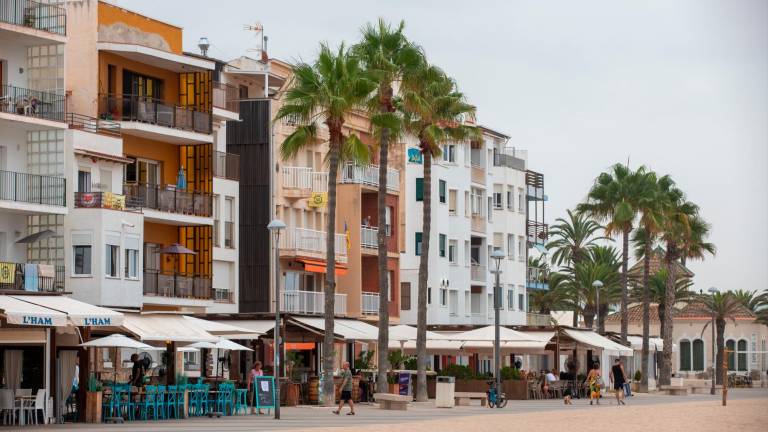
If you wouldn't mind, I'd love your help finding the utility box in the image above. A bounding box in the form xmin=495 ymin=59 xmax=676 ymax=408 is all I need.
xmin=435 ymin=376 xmax=456 ymax=408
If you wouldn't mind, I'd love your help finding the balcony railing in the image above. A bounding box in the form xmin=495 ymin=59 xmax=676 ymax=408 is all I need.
xmin=143 ymin=270 xmax=212 ymax=300
xmin=0 ymin=170 xmax=65 ymax=206
xmin=99 ymin=94 xmax=211 ymax=134
xmin=361 ymin=292 xmax=379 ymax=315
xmin=66 ymin=113 xmax=121 ymax=136
xmin=282 ymin=166 xmax=328 ymax=192
xmin=1 ymin=84 xmax=65 ymax=121
xmin=360 ymin=226 xmax=378 ymax=249
xmin=213 ymin=151 xmax=240 ymax=181
xmin=0 ymin=0 xmax=66 ymax=35
xmin=526 ymin=313 xmax=551 ymax=326
xmin=0 ymin=262 xmax=63 ymax=292
xmin=493 ymin=152 xmax=526 ymax=170
xmin=279 ymin=227 xmax=347 ymax=263
xmin=526 ymin=267 xmax=549 ymax=290
xmin=224 ymin=221 xmax=234 ymax=248
xmin=341 ymin=163 xmax=399 ymax=192
xmin=527 ymin=221 xmax=548 ymax=245
xmin=213 ymin=288 xmax=235 ymax=304
xmin=123 ymin=183 xmax=212 ymax=217
xmin=470 ymin=264 xmax=487 ymax=282
xmin=74 ymin=192 xmax=127 ymax=211
xmin=212 ymin=82 xmax=239 ymax=113
xmin=525 ymin=170 xmax=545 ymax=200
xmin=281 ymin=290 xmax=347 ymax=316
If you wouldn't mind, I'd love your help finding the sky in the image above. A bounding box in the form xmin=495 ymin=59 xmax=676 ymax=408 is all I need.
xmin=115 ymin=0 xmax=768 ymax=294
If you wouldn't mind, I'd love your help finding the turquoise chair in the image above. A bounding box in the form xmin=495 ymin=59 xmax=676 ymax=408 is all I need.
xmin=156 ymin=385 xmax=166 ymax=420
xmin=200 ymin=384 xmax=210 ymax=415
xmin=189 ymin=384 xmax=201 ymax=416
xmin=176 ymin=384 xmax=186 ymax=418
xmin=166 ymin=385 xmax=178 ymax=419
xmin=140 ymin=386 xmax=157 ymax=420
xmin=234 ymin=388 xmax=248 ymax=415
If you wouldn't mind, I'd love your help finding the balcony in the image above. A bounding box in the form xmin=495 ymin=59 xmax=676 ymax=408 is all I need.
xmin=525 ymin=170 xmax=545 ymax=201
xmin=0 ymin=170 xmax=66 ymax=209
xmin=0 ymin=262 xmax=63 ymax=292
xmin=212 ymin=151 xmax=240 ymax=181
xmin=526 ymin=313 xmax=551 ymax=326
xmin=527 ymin=221 xmax=548 ymax=245
xmin=1 ymin=84 xmax=65 ymax=123
xmin=99 ymin=94 xmax=212 ymax=142
xmin=124 ymin=183 xmax=212 ymax=219
xmin=282 ymin=166 xmax=328 ymax=198
xmin=143 ymin=270 xmax=212 ymax=300
xmin=0 ymin=0 xmax=66 ymax=36
xmin=470 ymin=264 xmax=487 ymax=282
xmin=66 ymin=113 xmax=121 ymax=136
xmin=212 ymin=81 xmax=239 ymax=114
xmin=280 ymin=290 xmax=347 ymax=316
xmin=360 ymin=225 xmax=378 ymax=250
xmin=74 ymin=192 xmax=127 ymax=211
xmin=279 ymin=227 xmax=347 ymax=263
xmin=213 ymin=288 xmax=235 ymax=304
xmin=526 ymin=267 xmax=549 ymax=290
xmin=493 ymin=152 xmax=525 ymax=171
xmin=341 ymin=163 xmax=399 ymax=192
xmin=361 ymin=292 xmax=379 ymax=315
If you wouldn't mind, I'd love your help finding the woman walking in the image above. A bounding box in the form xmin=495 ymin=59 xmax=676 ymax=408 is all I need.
xmin=587 ymin=362 xmax=602 ymax=405
xmin=247 ymin=361 xmax=264 ymax=414
xmin=609 ymin=358 xmax=627 ymax=405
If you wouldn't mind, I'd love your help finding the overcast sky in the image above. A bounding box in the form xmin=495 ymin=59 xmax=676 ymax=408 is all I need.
xmin=116 ymin=0 xmax=767 ymax=294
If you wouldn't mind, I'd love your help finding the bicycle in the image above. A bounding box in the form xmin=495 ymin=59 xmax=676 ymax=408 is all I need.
xmin=486 ymin=381 xmax=508 ymax=408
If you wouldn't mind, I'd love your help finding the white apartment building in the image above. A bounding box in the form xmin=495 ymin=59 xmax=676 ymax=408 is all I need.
xmin=399 ymin=126 xmax=540 ymax=326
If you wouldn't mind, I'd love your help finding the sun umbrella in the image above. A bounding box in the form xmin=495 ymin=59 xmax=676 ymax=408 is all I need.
xmin=160 ymin=243 xmax=197 ymax=255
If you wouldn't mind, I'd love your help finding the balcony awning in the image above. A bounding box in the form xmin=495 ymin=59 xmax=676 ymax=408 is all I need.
xmin=0 ymin=296 xmax=68 ymax=327
xmin=290 ymin=317 xmax=378 ymax=341
xmin=12 ymin=295 xmax=124 ymax=327
xmin=298 ymin=259 xmax=348 ymax=276
xmin=563 ymin=328 xmax=633 ymax=356
xmin=121 ymin=313 xmax=217 ymax=342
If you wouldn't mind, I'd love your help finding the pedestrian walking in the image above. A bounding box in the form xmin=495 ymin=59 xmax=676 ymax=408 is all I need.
xmin=587 ymin=362 xmax=602 ymax=405
xmin=333 ymin=362 xmax=356 ymax=415
xmin=247 ymin=361 xmax=264 ymax=414
xmin=609 ymin=358 xmax=627 ymax=405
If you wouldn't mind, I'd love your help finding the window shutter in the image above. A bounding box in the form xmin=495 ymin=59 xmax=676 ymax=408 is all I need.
xmin=415 ymin=178 xmax=424 ymax=201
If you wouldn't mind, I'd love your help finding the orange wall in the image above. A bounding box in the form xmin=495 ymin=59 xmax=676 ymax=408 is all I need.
xmin=123 ymin=136 xmax=180 ymax=186
xmin=144 ymin=222 xmax=178 ymax=273
xmin=98 ymin=1 xmax=182 ymax=54
xmin=360 ymin=192 xmax=399 ymax=254
xmin=361 ymin=256 xmax=400 ymax=318
xmin=98 ymin=52 xmax=180 ymax=101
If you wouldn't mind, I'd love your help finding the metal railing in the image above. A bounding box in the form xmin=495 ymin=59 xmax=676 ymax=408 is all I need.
xmin=282 ymin=166 xmax=328 ymax=192
xmin=470 ymin=264 xmax=487 ymax=282
xmin=212 ymin=150 xmax=240 ymax=181
xmin=123 ymin=183 xmax=212 ymax=217
xmin=493 ymin=152 xmax=526 ymax=170
xmin=213 ymin=288 xmax=234 ymax=303
xmin=361 ymin=292 xmax=379 ymax=315
xmin=280 ymin=290 xmax=347 ymax=316
xmin=143 ymin=269 xmax=212 ymax=299
xmin=0 ymin=170 xmax=66 ymax=206
xmin=74 ymin=191 xmax=127 ymax=210
xmin=527 ymin=221 xmax=548 ymax=245
xmin=0 ymin=84 xmax=65 ymax=121
xmin=224 ymin=221 xmax=234 ymax=248
xmin=341 ymin=163 xmax=399 ymax=192
xmin=360 ymin=226 xmax=378 ymax=249
xmin=212 ymin=82 xmax=239 ymax=113
xmin=66 ymin=113 xmax=121 ymax=136
xmin=0 ymin=0 xmax=66 ymax=35
xmin=526 ymin=267 xmax=549 ymax=290
xmin=99 ymin=94 xmax=211 ymax=134
xmin=279 ymin=227 xmax=347 ymax=263
xmin=0 ymin=262 xmax=62 ymax=292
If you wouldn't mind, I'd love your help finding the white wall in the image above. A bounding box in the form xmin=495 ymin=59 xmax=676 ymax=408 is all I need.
xmin=0 ymin=35 xmax=28 ymax=87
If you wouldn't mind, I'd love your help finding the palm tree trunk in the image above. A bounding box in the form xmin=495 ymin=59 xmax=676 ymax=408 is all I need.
xmin=322 ymin=128 xmax=341 ymax=406
xmin=659 ymin=244 xmax=677 ymax=386
xmin=415 ymin=149 xmax=431 ymax=402
xmin=598 ymin=304 xmax=607 ymax=334
xmin=583 ymin=310 xmax=595 ymax=329
xmin=621 ymin=228 xmax=630 ymax=343
xmin=572 ymin=309 xmax=579 ymax=327
xmin=376 ymin=122 xmax=391 ymax=393
xmin=640 ymin=236 xmax=651 ymax=389
xmin=715 ymin=318 xmax=725 ymax=385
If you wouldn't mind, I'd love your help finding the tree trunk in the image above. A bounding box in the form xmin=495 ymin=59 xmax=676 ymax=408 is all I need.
xmin=715 ymin=318 xmax=725 ymax=385
xmin=376 ymin=115 xmax=391 ymax=393
xmin=415 ymin=149 xmax=432 ymax=402
xmin=659 ymin=243 xmax=677 ymax=386
xmin=583 ymin=311 xmax=595 ymax=330
xmin=620 ymin=228 xmax=630 ymax=343
xmin=572 ymin=309 xmax=579 ymax=327
xmin=640 ymin=235 xmax=651 ymax=389
xmin=322 ymin=127 xmax=341 ymax=406
xmin=598 ymin=304 xmax=607 ymax=334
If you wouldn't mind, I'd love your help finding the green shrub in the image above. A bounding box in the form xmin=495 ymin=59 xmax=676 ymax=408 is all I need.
xmin=442 ymin=364 xmax=475 ymax=380
xmin=633 ymin=370 xmax=642 ymax=382
xmin=500 ymin=366 xmax=521 ymax=380
xmin=403 ymin=356 xmax=417 ymax=371
xmin=354 ymin=350 xmax=375 ymax=370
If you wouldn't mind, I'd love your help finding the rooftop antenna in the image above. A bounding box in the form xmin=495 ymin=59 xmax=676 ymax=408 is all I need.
xmin=244 ymin=22 xmax=267 ymax=61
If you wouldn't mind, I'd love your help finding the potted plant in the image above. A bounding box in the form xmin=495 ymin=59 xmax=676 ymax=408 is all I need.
xmin=387 ymin=374 xmax=399 ymax=394
xmin=85 ymin=374 xmax=102 ymax=423
xmin=631 ymin=370 xmax=642 ymax=393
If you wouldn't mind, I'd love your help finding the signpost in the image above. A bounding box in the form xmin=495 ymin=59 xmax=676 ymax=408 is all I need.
xmin=254 ymin=376 xmax=276 ymax=412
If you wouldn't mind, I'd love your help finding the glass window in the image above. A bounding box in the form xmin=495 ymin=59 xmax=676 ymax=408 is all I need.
xmin=439 ymin=234 xmax=446 ymax=257
xmin=385 ymin=206 xmax=392 ymax=236
xmin=448 ymin=240 xmax=457 ymax=264
xmin=692 ymin=339 xmax=705 ymax=371
xmin=439 ymin=180 xmax=446 ymax=204
xmin=124 ymin=248 xmax=139 ymax=279
xmin=737 ymin=340 xmax=748 ymax=371
xmin=105 ymin=244 xmax=119 ymax=277
xmin=401 ymin=282 xmax=411 ymax=310
xmin=415 ymin=178 xmax=424 ymax=201
xmin=507 ymin=287 xmax=514 ymax=309
xmin=77 ymin=170 xmax=91 ymax=193
xmin=507 ymin=188 xmax=513 ymax=210
xmin=442 ymin=145 xmax=455 ymax=163
xmin=73 ymin=245 xmax=91 ymax=275
xmin=440 ymin=288 xmax=447 ymax=306
xmin=427 ymin=287 xmax=431 ymax=305
xmin=507 ymin=234 xmax=514 ymax=259
xmin=680 ymin=340 xmax=691 ymax=371
xmin=493 ymin=192 xmax=502 ymax=209
xmin=518 ymin=293 xmax=525 ymax=312
xmin=415 ymin=232 xmax=422 ymax=256
xmin=726 ymin=340 xmax=736 ymax=371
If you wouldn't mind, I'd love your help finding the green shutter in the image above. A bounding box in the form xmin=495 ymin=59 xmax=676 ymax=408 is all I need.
xmin=680 ymin=340 xmax=691 ymax=371
xmin=439 ymin=180 xmax=446 ymax=203
xmin=726 ymin=340 xmax=736 ymax=370
xmin=692 ymin=339 xmax=704 ymax=371
xmin=439 ymin=234 xmax=446 ymax=257
xmin=416 ymin=178 xmax=424 ymax=201
xmin=415 ymin=232 xmax=422 ymax=256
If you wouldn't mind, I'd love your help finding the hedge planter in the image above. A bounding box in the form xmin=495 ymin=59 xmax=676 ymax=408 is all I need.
xmin=502 ymin=380 xmax=528 ymax=400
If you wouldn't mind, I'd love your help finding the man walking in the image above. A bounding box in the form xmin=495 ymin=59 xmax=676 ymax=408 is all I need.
xmin=609 ymin=358 xmax=627 ymax=405
xmin=333 ymin=362 xmax=355 ymax=415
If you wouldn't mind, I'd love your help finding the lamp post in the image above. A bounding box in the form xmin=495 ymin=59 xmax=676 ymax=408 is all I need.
xmin=268 ymin=219 xmax=286 ymax=419
xmin=592 ymin=280 xmax=603 ymax=333
xmin=708 ymin=286 xmax=718 ymax=395
xmin=490 ymin=248 xmax=505 ymax=403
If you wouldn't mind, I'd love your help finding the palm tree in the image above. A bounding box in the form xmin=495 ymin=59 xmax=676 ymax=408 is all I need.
xmin=529 ymin=272 xmax=569 ymax=315
xmin=275 ymin=43 xmax=376 ymax=405
xmin=354 ymin=19 xmax=422 ymax=393
xmin=400 ymin=63 xmax=477 ymax=402
xmin=562 ymin=245 xmax=622 ymax=332
xmin=578 ymin=164 xmax=652 ymax=343
xmin=700 ymin=292 xmax=743 ymax=385
xmin=731 ymin=289 xmax=768 ymax=314
xmin=630 ymin=269 xmax=694 ymax=342
xmin=546 ymin=209 xmax=607 ymax=325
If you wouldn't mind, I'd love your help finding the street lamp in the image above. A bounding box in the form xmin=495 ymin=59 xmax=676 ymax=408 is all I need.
xmin=267 ymin=219 xmax=286 ymax=419
xmin=592 ymin=280 xmax=604 ymax=333
xmin=490 ymin=248 xmax=506 ymax=403
xmin=707 ymin=286 xmax=718 ymax=396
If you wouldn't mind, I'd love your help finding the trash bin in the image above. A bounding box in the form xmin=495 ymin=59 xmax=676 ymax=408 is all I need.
xmin=435 ymin=376 xmax=455 ymax=408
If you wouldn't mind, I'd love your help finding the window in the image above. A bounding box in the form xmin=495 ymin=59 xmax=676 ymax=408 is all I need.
xmin=124 ymin=248 xmax=139 ymax=279
xmin=440 ymin=288 xmax=447 ymax=307
xmin=518 ymin=236 xmax=525 ymax=259
xmin=213 ymin=195 xmax=220 ymax=247
xmin=507 ymin=187 xmax=513 ymax=210
xmin=464 ymin=241 xmax=470 ymax=266
xmin=415 ymin=178 xmax=424 ymax=201
xmin=693 ymin=339 xmax=705 ymax=371
xmin=442 ymin=144 xmax=455 ymax=163
xmin=518 ymin=188 xmax=524 ymax=212
xmin=183 ymin=350 xmax=200 ymax=371
xmin=737 ymin=340 xmax=748 ymax=371
xmin=507 ymin=234 xmax=514 ymax=260
xmin=415 ymin=232 xmax=423 ymax=256
xmin=385 ymin=206 xmax=392 ymax=236
xmin=464 ymin=191 xmax=470 ymax=216
xmin=77 ymin=170 xmax=91 ymax=192
xmin=518 ymin=293 xmax=525 ymax=312
xmin=507 ymin=286 xmax=515 ymax=309
xmin=125 ymin=157 xmax=161 ymax=185
xmin=448 ymin=189 xmax=457 ymax=214
xmin=680 ymin=340 xmax=691 ymax=371
xmin=726 ymin=340 xmax=736 ymax=371
xmin=401 ymin=282 xmax=411 ymax=310
xmin=439 ymin=180 xmax=447 ymax=204
xmin=428 ymin=287 xmax=432 ymax=305
xmin=106 ymin=244 xmax=119 ymax=278
xmin=493 ymin=192 xmax=502 ymax=209
xmin=73 ymin=245 xmax=92 ymax=275
xmin=439 ymin=234 xmax=446 ymax=257
xmin=225 ymin=196 xmax=234 ymax=248
xmin=448 ymin=240 xmax=458 ymax=264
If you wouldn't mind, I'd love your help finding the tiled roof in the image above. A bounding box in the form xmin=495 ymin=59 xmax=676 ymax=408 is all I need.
xmin=628 ymin=248 xmax=694 ymax=279
xmin=605 ymin=301 xmax=755 ymax=323
xmin=606 ymin=304 xmax=660 ymax=323
xmin=675 ymin=301 xmax=755 ymax=320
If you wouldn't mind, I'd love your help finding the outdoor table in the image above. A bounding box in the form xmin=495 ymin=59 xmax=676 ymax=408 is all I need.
xmin=15 ymin=395 xmax=35 ymax=426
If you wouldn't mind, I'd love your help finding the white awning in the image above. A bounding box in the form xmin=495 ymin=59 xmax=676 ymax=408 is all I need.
xmin=389 ymin=339 xmax=464 ymax=353
xmin=389 ymin=324 xmax=448 ymax=342
xmin=0 ymin=296 xmax=67 ymax=327
xmin=564 ymin=329 xmax=633 ymax=356
xmin=122 ymin=313 xmax=217 ymax=342
xmin=291 ymin=317 xmax=379 ymax=341
xmin=626 ymin=335 xmax=675 ymax=352
xmin=214 ymin=320 xmax=274 ymax=335
xmin=182 ymin=316 xmax=262 ymax=339
xmin=13 ymin=295 xmax=123 ymax=327
xmin=453 ymin=326 xmax=542 ymax=342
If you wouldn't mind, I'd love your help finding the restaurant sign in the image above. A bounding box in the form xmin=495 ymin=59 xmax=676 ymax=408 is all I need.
xmin=21 ymin=315 xmax=54 ymax=326
xmin=83 ymin=317 xmax=113 ymax=326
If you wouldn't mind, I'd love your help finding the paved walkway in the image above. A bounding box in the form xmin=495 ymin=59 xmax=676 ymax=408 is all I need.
xmin=14 ymin=388 xmax=768 ymax=432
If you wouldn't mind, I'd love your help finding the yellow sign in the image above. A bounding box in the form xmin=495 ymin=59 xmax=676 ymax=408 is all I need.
xmin=103 ymin=192 xmax=126 ymax=210
xmin=0 ymin=262 xmax=15 ymax=284
xmin=308 ymin=192 xmax=328 ymax=208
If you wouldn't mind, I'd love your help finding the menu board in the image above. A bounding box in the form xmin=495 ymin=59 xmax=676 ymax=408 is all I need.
xmin=255 ymin=376 xmax=275 ymax=408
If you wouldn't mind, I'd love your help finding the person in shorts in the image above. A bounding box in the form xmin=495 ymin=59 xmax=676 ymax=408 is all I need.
xmin=333 ymin=362 xmax=355 ymax=415
xmin=609 ymin=358 xmax=627 ymax=405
